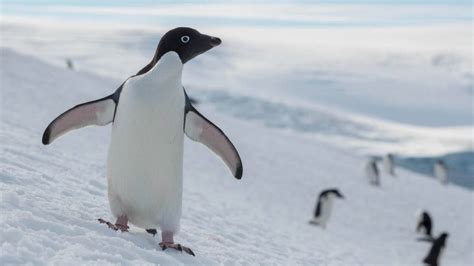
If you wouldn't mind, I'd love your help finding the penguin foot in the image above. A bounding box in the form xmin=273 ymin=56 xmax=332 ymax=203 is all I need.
xmin=98 ymin=218 xmax=129 ymax=232
xmin=159 ymin=242 xmax=195 ymax=256
xmin=146 ymin=229 xmax=157 ymax=236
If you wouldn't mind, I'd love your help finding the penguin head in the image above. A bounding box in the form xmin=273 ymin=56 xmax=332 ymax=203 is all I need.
xmin=154 ymin=27 xmax=221 ymax=64
xmin=439 ymin=232 xmax=449 ymax=240
xmin=321 ymin=188 xmax=344 ymax=199
xmin=421 ymin=211 xmax=431 ymax=220
xmin=333 ymin=190 xmax=344 ymax=199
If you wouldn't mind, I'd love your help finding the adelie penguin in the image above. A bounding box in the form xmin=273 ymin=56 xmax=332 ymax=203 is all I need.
xmin=42 ymin=27 xmax=243 ymax=256
xmin=416 ymin=210 xmax=433 ymax=239
xmin=434 ymin=160 xmax=448 ymax=184
xmin=365 ymin=159 xmax=380 ymax=186
xmin=383 ymin=153 xmax=395 ymax=176
xmin=423 ymin=232 xmax=449 ymax=266
xmin=66 ymin=58 xmax=74 ymax=70
xmin=309 ymin=188 xmax=344 ymax=229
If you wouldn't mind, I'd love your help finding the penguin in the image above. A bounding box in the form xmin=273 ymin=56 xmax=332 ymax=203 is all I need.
xmin=66 ymin=58 xmax=74 ymax=70
xmin=383 ymin=153 xmax=395 ymax=176
xmin=423 ymin=232 xmax=449 ymax=266
xmin=434 ymin=160 xmax=448 ymax=184
xmin=309 ymin=188 xmax=344 ymax=229
xmin=365 ymin=159 xmax=380 ymax=186
xmin=416 ymin=211 xmax=433 ymax=238
xmin=42 ymin=27 xmax=243 ymax=256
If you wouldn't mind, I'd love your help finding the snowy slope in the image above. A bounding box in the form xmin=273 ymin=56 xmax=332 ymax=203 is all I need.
xmin=1 ymin=49 xmax=473 ymax=265
xmin=1 ymin=18 xmax=472 ymax=127
xmin=1 ymin=20 xmax=471 ymax=158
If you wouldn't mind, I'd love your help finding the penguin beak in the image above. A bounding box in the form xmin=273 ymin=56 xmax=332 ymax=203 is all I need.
xmin=209 ymin=36 xmax=222 ymax=47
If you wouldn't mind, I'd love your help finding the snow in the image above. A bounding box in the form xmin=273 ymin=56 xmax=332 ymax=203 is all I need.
xmin=1 ymin=48 xmax=473 ymax=265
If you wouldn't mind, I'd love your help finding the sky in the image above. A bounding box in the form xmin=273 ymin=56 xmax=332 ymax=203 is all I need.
xmin=1 ymin=0 xmax=473 ymax=4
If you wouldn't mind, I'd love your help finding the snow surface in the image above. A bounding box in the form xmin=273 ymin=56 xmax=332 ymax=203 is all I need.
xmin=1 ymin=48 xmax=473 ymax=265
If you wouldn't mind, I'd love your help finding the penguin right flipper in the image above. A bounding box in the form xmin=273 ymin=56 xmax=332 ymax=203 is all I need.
xmin=184 ymin=93 xmax=242 ymax=179
xmin=42 ymin=92 xmax=118 ymax=145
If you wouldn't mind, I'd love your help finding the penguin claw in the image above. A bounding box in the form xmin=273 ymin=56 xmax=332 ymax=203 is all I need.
xmin=98 ymin=218 xmax=129 ymax=232
xmin=98 ymin=218 xmax=114 ymax=229
xmin=159 ymin=242 xmax=195 ymax=256
xmin=115 ymin=223 xmax=130 ymax=232
xmin=146 ymin=229 xmax=157 ymax=236
xmin=183 ymin=246 xmax=195 ymax=256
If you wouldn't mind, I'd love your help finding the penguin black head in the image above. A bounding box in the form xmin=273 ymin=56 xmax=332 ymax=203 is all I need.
xmin=333 ymin=189 xmax=344 ymax=199
xmin=154 ymin=27 xmax=221 ymax=64
xmin=320 ymin=188 xmax=344 ymax=199
xmin=438 ymin=232 xmax=449 ymax=241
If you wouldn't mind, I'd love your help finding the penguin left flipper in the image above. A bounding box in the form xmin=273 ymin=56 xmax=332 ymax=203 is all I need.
xmin=42 ymin=95 xmax=116 ymax=145
xmin=184 ymin=98 xmax=243 ymax=179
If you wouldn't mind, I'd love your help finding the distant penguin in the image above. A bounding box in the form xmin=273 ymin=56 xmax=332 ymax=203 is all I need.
xmin=383 ymin=153 xmax=395 ymax=176
xmin=42 ymin=27 xmax=243 ymax=256
xmin=309 ymin=188 xmax=344 ymax=229
xmin=365 ymin=159 xmax=380 ymax=186
xmin=434 ymin=160 xmax=448 ymax=184
xmin=423 ymin=232 xmax=448 ymax=266
xmin=417 ymin=211 xmax=433 ymax=237
xmin=66 ymin=58 xmax=74 ymax=70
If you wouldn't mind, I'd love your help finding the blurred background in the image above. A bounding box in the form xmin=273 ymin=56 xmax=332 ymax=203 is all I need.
xmin=1 ymin=1 xmax=472 ymax=264
xmin=4 ymin=0 xmax=471 ymax=188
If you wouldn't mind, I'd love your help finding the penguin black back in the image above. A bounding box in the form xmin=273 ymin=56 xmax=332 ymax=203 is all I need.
xmin=417 ymin=211 xmax=433 ymax=237
xmin=423 ymin=232 xmax=448 ymax=266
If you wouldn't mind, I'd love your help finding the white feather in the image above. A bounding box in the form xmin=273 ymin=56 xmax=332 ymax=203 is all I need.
xmin=365 ymin=160 xmax=379 ymax=186
xmin=434 ymin=162 xmax=448 ymax=184
xmin=311 ymin=195 xmax=335 ymax=228
xmin=107 ymin=52 xmax=185 ymax=232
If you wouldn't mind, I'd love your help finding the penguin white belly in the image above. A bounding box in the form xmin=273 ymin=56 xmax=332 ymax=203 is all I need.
xmin=319 ymin=197 xmax=333 ymax=227
xmin=311 ymin=196 xmax=334 ymax=228
xmin=435 ymin=164 xmax=448 ymax=183
xmin=106 ymin=53 xmax=185 ymax=231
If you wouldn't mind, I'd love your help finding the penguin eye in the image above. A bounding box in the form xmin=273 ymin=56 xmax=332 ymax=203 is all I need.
xmin=181 ymin=36 xmax=190 ymax=43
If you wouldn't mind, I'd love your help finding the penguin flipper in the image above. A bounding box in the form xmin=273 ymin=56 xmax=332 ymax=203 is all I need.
xmin=42 ymin=96 xmax=116 ymax=145
xmin=314 ymin=200 xmax=322 ymax=218
xmin=184 ymin=106 xmax=243 ymax=180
